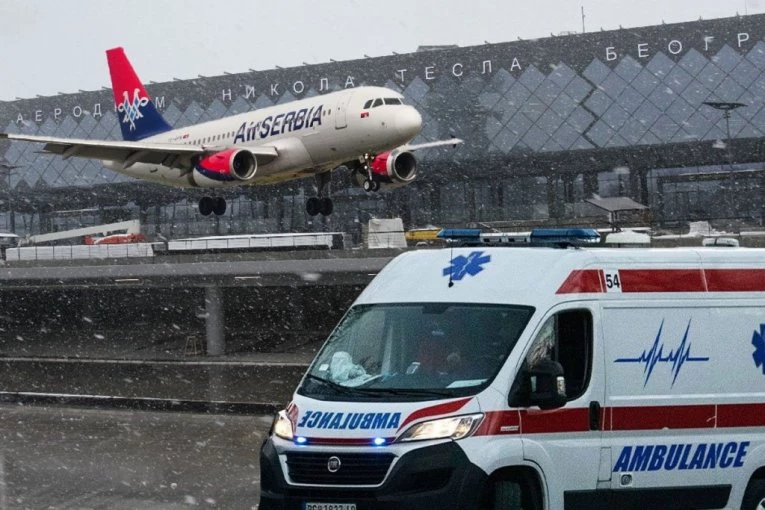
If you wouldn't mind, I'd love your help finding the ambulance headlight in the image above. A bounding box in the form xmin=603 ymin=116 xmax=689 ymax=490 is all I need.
xmin=397 ymin=413 xmax=484 ymax=442
xmin=272 ymin=410 xmax=294 ymax=441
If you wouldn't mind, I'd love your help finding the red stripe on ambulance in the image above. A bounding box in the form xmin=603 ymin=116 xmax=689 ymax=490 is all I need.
xmin=558 ymin=268 xmax=765 ymax=294
xmin=620 ymin=269 xmax=706 ymax=292
xmin=476 ymin=403 xmax=765 ymax=436
xmin=705 ymin=269 xmax=765 ymax=292
xmin=556 ymin=269 xmax=603 ymax=293
xmin=396 ymin=397 xmax=472 ymax=431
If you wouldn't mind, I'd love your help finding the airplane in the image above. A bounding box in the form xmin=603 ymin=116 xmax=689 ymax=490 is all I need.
xmin=0 ymin=48 xmax=461 ymax=217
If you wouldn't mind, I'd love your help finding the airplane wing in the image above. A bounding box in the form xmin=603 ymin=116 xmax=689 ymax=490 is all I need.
xmin=401 ymin=138 xmax=463 ymax=151
xmin=0 ymin=133 xmax=279 ymax=169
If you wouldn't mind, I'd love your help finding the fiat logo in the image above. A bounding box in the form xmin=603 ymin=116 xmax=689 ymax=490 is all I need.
xmin=327 ymin=456 xmax=341 ymax=473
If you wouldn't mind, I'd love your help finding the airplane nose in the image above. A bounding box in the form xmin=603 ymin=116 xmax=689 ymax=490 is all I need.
xmin=396 ymin=107 xmax=422 ymax=139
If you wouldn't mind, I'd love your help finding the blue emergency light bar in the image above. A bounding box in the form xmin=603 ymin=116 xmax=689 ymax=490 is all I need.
xmin=529 ymin=228 xmax=601 ymax=243
xmin=436 ymin=228 xmax=482 ymax=242
xmin=436 ymin=227 xmax=600 ymax=247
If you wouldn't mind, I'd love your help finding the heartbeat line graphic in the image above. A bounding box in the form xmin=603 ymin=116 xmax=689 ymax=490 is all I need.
xmin=615 ymin=319 xmax=709 ymax=387
xmin=117 ymin=88 xmax=149 ymax=131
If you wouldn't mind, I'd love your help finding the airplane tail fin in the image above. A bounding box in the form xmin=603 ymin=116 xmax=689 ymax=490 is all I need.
xmin=106 ymin=47 xmax=172 ymax=141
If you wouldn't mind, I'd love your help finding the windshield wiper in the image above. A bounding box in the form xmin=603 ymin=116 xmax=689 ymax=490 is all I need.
xmin=360 ymin=388 xmax=455 ymax=398
xmin=302 ymin=373 xmax=386 ymax=397
xmin=302 ymin=374 xmax=456 ymax=399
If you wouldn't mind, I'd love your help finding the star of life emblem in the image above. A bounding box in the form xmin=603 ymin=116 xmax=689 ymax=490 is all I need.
xmin=117 ymin=88 xmax=149 ymax=131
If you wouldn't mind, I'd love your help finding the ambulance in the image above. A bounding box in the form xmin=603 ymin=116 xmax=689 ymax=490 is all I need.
xmin=258 ymin=240 xmax=765 ymax=509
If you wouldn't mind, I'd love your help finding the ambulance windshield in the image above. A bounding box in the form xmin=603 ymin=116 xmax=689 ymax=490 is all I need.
xmin=299 ymin=303 xmax=533 ymax=401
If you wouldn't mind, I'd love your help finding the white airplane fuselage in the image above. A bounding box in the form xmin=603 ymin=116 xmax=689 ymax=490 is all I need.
xmin=103 ymin=86 xmax=422 ymax=188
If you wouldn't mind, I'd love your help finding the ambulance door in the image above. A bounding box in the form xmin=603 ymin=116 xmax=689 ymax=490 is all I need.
xmin=602 ymin=303 xmax=742 ymax=508
xmin=517 ymin=305 xmax=607 ymax=508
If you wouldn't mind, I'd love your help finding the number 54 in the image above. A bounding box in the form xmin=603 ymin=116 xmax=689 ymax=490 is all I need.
xmin=604 ymin=271 xmax=621 ymax=291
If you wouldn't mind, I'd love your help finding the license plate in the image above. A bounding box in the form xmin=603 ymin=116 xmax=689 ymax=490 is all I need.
xmin=303 ymin=503 xmax=356 ymax=510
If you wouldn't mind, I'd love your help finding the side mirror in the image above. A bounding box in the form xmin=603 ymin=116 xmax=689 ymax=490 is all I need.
xmin=527 ymin=359 xmax=567 ymax=410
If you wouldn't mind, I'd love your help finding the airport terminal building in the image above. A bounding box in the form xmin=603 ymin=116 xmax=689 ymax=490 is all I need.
xmin=2 ymin=13 xmax=765 ymax=239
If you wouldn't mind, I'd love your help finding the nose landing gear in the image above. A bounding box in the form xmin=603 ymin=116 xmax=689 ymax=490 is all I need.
xmin=361 ymin=153 xmax=379 ymax=192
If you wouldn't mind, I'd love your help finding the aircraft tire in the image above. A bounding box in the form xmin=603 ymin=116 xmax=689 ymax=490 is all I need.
xmin=372 ymin=181 xmax=380 ymax=192
xmin=212 ymin=197 xmax=227 ymax=216
xmin=363 ymin=179 xmax=373 ymax=192
xmin=319 ymin=198 xmax=334 ymax=216
xmin=306 ymin=197 xmax=320 ymax=216
xmin=199 ymin=197 xmax=213 ymax=216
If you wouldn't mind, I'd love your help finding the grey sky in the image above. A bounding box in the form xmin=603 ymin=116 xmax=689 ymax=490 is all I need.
xmin=0 ymin=0 xmax=762 ymax=101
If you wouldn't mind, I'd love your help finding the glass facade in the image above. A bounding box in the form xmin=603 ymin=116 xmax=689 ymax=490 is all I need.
xmin=1 ymin=14 xmax=765 ymax=237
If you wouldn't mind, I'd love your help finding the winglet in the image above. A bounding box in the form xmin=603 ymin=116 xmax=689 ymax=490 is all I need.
xmin=106 ymin=47 xmax=172 ymax=141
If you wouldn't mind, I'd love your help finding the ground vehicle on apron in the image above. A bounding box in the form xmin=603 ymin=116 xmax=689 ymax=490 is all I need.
xmin=259 ymin=240 xmax=765 ymax=509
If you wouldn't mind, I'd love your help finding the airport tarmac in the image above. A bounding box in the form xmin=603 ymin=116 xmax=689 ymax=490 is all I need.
xmin=0 ymin=404 xmax=273 ymax=509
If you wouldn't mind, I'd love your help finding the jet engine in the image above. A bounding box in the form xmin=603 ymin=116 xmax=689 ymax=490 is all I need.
xmin=351 ymin=149 xmax=418 ymax=191
xmin=192 ymin=148 xmax=257 ymax=188
xmin=370 ymin=150 xmax=417 ymax=184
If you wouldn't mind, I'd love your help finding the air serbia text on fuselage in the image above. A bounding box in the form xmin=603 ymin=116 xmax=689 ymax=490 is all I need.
xmin=233 ymin=105 xmax=324 ymax=144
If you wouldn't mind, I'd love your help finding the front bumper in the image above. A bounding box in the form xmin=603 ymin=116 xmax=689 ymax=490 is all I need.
xmin=258 ymin=437 xmax=488 ymax=510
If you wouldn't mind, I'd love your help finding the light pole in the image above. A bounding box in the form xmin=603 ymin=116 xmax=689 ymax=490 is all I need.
xmin=702 ymin=101 xmax=747 ymax=220
xmin=0 ymin=162 xmax=18 ymax=233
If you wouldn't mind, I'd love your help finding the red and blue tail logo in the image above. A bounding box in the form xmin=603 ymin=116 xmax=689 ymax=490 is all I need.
xmin=106 ymin=47 xmax=172 ymax=141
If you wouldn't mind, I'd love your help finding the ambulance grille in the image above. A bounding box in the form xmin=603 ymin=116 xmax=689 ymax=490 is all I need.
xmin=286 ymin=452 xmax=395 ymax=485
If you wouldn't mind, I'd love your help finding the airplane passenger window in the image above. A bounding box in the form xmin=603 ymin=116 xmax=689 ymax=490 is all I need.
xmin=373 ymin=98 xmax=383 ymax=107
xmin=363 ymin=99 xmax=373 ymax=109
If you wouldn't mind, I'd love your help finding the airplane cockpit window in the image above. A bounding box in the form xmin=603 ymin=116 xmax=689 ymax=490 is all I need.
xmin=363 ymin=99 xmax=373 ymax=109
xmin=372 ymin=98 xmax=383 ymax=107
xmin=384 ymin=98 xmax=403 ymax=105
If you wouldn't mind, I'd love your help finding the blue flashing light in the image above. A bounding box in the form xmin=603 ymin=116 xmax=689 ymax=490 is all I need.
xmin=372 ymin=437 xmax=387 ymax=446
xmin=437 ymin=228 xmax=481 ymax=240
xmin=529 ymin=228 xmax=600 ymax=243
xmin=295 ymin=436 xmax=308 ymax=445
xmin=436 ymin=226 xmax=601 ymax=247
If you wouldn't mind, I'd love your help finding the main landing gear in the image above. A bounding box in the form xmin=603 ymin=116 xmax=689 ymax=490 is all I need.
xmin=306 ymin=171 xmax=333 ymax=217
xmin=198 ymin=196 xmax=227 ymax=216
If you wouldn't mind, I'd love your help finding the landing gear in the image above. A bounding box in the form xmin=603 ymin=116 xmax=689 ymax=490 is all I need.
xmin=199 ymin=196 xmax=227 ymax=216
xmin=361 ymin=152 xmax=379 ymax=192
xmin=306 ymin=197 xmax=333 ymax=216
xmin=306 ymin=172 xmax=334 ymax=217
xmin=362 ymin=179 xmax=380 ymax=192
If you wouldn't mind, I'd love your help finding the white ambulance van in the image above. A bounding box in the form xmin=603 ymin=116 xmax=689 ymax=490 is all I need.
xmin=258 ymin=243 xmax=765 ymax=509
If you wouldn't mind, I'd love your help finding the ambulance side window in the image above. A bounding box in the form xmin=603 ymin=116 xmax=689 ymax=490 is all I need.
xmin=526 ymin=309 xmax=592 ymax=401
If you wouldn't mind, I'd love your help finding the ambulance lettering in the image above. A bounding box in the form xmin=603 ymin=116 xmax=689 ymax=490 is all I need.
xmin=297 ymin=411 xmax=401 ymax=430
xmin=613 ymin=441 xmax=749 ymax=472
